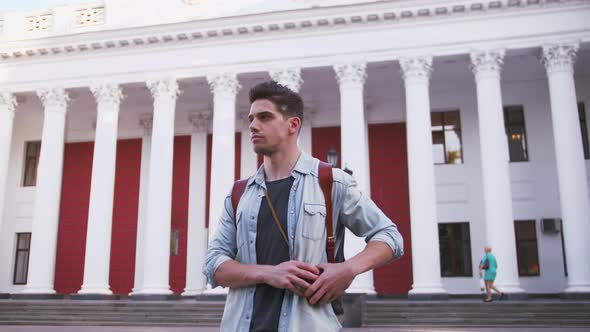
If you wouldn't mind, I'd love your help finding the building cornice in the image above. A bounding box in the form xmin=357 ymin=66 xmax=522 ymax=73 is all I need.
xmin=1 ymin=0 xmax=587 ymax=62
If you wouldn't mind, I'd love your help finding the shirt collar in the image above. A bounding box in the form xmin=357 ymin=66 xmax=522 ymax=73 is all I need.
xmin=246 ymin=151 xmax=314 ymax=188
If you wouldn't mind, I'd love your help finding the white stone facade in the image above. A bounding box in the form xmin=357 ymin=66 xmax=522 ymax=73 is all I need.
xmin=0 ymin=0 xmax=589 ymax=296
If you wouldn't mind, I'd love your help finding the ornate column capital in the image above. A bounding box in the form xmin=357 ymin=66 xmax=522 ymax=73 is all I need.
xmin=189 ymin=111 xmax=212 ymax=133
xmin=400 ymin=56 xmax=433 ymax=82
xmin=334 ymin=63 xmax=367 ymax=86
xmin=206 ymin=73 xmax=241 ymax=97
xmin=470 ymin=50 xmax=505 ymax=78
xmin=147 ymin=79 xmax=180 ymax=100
xmin=139 ymin=115 xmax=153 ymax=136
xmin=541 ymin=43 xmax=579 ymax=74
xmin=0 ymin=92 xmax=17 ymax=114
xmin=37 ymin=88 xmax=69 ymax=111
xmin=269 ymin=68 xmax=303 ymax=92
xmin=90 ymin=84 xmax=124 ymax=105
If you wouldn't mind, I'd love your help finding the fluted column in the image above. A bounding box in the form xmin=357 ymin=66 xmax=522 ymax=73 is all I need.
xmin=541 ymin=44 xmax=590 ymax=296
xmin=238 ymin=112 xmax=258 ymax=179
xmin=470 ymin=50 xmax=525 ymax=297
xmin=400 ymin=57 xmax=447 ymax=299
xmin=0 ymin=93 xmax=17 ymax=235
xmin=22 ymin=89 xmax=69 ymax=294
xmin=206 ymin=73 xmax=240 ymax=244
xmin=183 ymin=112 xmax=211 ymax=296
xmin=134 ymin=79 xmax=179 ymax=295
xmin=131 ymin=116 xmax=152 ymax=294
xmin=334 ymin=63 xmax=374 ymax=294
xmin=78 ymin=85 xmax=123 ymax=295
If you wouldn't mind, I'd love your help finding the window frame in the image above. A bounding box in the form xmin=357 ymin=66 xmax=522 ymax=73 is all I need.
xmin=13 ymin=232 xmax=31 ymax=285
xmin=579 ymin=102 xmax=589 ymax=160
xmin=503 ymin=105 xmax=530 ymax=163
xmin=438 ymin=222 xmax=473 ymax=277
xmin=431 ymin=110 xmax=464 ymax=165
xmin=22 ymin=141 xmax=41 ymax=187
xmin=514 ymin=220 xmax=540 ymax=277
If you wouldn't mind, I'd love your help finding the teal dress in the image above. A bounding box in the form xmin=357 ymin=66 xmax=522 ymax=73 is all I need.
xmin=481 ymin=253 xmax=497 ymax=281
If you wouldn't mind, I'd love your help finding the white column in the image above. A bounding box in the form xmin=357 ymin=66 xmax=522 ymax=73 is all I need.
xmin=471 ymin=50 xmax=525 ymax=296
xmin=542 ymin=44 xmax=590 ymax=295
xmin=239 ymin=112 xmax=258 ymax=179
xmin=206 ymin=73 xmax=240 ymax=243
xmin=400 ymin=57 xmax=447 ymax=298
xmin=131 ymin=116 xmax=152 ymax=294
xmin=183 ymin=112 xmax=211 ymax=296
xmin=22 ymin=89 xmax=69 ymax=294
xmin=134 ymin=79 xmax=179 ymax=295
xmin=270 ymin=68 xmax=312 ymax=154
xmin=0 ymin=93 xmax=17 ymax=235
xmin=299 ymin=107 xmax=314 ymax=155
xmin=334 ymin=63 xmax=374 ymax=294
xmin=78 ymin=84 xmax=123 ymax=295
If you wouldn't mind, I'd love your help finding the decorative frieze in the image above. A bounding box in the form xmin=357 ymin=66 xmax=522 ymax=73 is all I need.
xmin=2 ymin=0 xmax=577 ymax=61
xmin=206 ymin=73 xmax=241 ymax=97
xmin=75 ymin=6 xmax=105 ymax=27
xmin=26 ymin=13 xmax=53 ymax=33
xmin=400 ymin=57 xmax=433 ymax=81
xmin=334 ymin=63 xmax=367 ymax=86
xmin=37 ymin=88 xmax=69 ymax=110
xmin=541 ymin=43 xmax=579 ymax=74
xmin=269 ymin=68 xmax=303 ymax=92
xmin=470 ymin=50 xmax=505 ymax=77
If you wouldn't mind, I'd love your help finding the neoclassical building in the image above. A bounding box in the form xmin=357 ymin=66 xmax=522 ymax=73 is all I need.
xmin=0 ymin=0 xmax=589 ymax=299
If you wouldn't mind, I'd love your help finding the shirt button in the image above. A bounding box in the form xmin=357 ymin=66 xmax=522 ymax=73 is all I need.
xmin=283 ymin=312 xmax=287 ymax=316
xmin=250 ymin=240 xmax=253 ymax=244
xmin=290 ymin=210 xmax=294 ymax=214
xmin=251 ymin=216 xmax=255 ymax=219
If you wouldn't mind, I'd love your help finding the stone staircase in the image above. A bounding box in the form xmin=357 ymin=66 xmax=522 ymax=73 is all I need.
xmin=1 ymin=297 xmax=589 ymax=328
xmin=363 ymin=298 xmax=590 ymax=328
xmin=0 ymin=299 xmax=224 ymax=326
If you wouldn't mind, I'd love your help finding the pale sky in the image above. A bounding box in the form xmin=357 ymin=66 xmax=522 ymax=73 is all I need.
xmin=0 ymin=0 xmax=89 ymax=12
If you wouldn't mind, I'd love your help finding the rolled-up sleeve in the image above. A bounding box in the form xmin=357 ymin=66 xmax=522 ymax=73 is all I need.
xmin=202 ymin=194 xmax=237 ymax=288
xmin=335 ymin=170 xmax=404 ymax=261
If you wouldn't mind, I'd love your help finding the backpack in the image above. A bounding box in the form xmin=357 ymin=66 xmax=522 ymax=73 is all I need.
xmin=230 ymin=161 xmax=344 ymax=315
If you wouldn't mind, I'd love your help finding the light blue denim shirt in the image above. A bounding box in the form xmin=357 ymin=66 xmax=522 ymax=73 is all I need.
xmin=203 ymin=152 xmax=404 ymax=332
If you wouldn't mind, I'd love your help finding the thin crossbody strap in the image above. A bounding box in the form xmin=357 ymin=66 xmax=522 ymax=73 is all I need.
xmin=263 ymin=191 xmax=292 ymax=257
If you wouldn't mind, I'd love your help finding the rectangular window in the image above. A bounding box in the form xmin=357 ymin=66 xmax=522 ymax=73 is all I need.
xmin=431 ymin=110 xmax=463 ymax=165
xmin=438 ymin=222 xmax=472 ymax=277
xmin=579 ymin=103 xmax=589 ymax=160
xmin=13 ymin=233 xmax=31 ymax=285
xmin=514 ymin=220 xmax=540 ymax=276
xmin=23 ymin=141 xmax=41 ymax=187
xmin=504 ymin=106 xmax=529 ymax=162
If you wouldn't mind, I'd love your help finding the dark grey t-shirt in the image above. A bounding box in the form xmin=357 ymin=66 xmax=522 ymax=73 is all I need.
xmin=250 ymin=176 xmax=294 ymax=332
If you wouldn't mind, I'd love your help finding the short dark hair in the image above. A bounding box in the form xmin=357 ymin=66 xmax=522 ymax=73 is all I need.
xmin=249 ymin=80 xmax=304 ymax=124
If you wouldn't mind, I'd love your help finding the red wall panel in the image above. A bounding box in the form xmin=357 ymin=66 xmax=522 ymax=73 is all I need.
xmin=54 ymin=142 xmax=94 ymax=294
xmin=109 ymin=139 xmax=142 ymax=295
xmin=368 ymin=123 xmax=412 ymax=295
xmin=169 ymin=136 xmax=190 ymax=294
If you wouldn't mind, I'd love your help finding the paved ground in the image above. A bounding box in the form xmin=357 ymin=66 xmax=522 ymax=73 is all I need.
xmin=0 ymin=327 xmax=588 ymax=332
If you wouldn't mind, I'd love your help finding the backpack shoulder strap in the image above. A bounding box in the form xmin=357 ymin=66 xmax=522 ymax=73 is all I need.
xmin=231 ymin=179 xmax=249 ymax=224
xmin=318 ymin=161 xmax=335 ymax=263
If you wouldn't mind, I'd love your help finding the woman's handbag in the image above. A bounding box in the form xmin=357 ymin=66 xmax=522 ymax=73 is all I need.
xmin=482 ymin=259 xmax=490 ymax=270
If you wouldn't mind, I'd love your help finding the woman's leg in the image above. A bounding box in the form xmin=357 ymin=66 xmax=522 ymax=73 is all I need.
xmin=484 ymin=281 xmax=492 ymax=300
xmin=490 ymin=282 xmax=502 ymax=294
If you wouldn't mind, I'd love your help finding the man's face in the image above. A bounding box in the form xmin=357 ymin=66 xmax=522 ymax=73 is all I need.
xmin=248 ymin=99 xmax=299 ymax=156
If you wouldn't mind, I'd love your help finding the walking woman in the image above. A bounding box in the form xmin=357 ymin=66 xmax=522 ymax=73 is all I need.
xmin=479 ymin=245 xmax=504 ymax=302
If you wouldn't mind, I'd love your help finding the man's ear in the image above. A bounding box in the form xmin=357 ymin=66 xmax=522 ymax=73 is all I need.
xmin=289 ymin=116 xmax=302 ymax=135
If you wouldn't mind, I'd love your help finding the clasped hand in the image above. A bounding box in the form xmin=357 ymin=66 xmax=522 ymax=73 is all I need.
xmin=267 ymin=260 xmax=355 ymax=305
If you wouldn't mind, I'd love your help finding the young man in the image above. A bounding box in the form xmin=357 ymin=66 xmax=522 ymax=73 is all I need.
xmin=203 ymin=81 xmax=404 ymax=331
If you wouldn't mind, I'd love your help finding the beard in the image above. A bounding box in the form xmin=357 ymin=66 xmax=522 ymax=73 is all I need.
xmin=253 ymin=144 xmax=275 ymax=156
